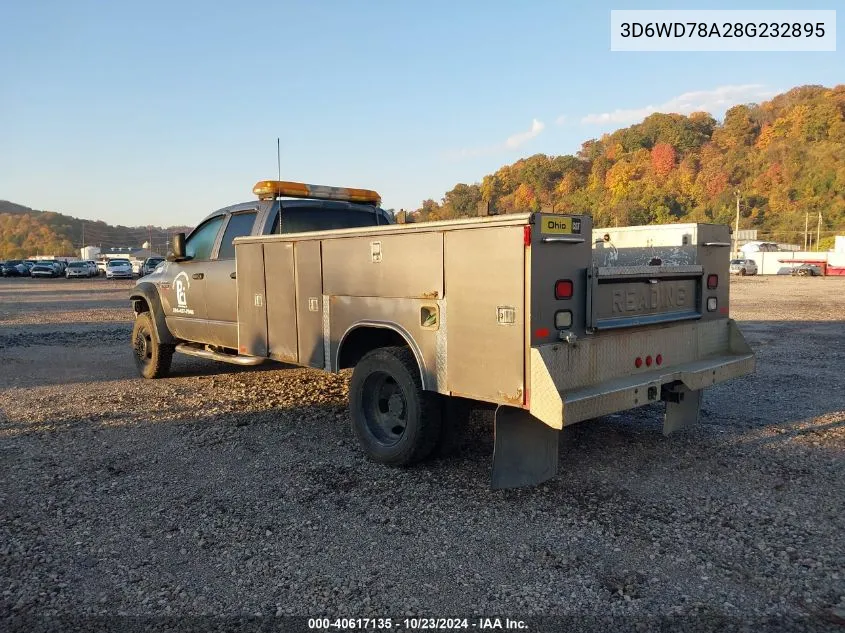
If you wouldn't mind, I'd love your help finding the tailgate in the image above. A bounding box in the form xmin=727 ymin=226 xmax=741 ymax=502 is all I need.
xmin=587 ymin=264 xmax=703 ymax=331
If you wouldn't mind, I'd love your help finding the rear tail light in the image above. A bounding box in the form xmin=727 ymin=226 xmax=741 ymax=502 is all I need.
xmin=707 ymin=274 xmax=718 ymax=289
xmin=534 ymin=327 xmax=550 ymax=338
xmin=555 ymin=279 xmax=573 ymax=299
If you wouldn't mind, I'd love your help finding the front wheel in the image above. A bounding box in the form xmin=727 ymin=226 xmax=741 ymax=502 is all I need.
xmin=739 ymin=268 xmax=746 ymax=276
xmin=131 ymin=312 xmax=174 ymax=379
xmin=349 ymin=346 xmax=442 ymax=466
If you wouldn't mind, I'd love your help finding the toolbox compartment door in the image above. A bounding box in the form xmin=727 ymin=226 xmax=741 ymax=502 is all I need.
xmin=236 ymin=243 xmax=268 ymax=356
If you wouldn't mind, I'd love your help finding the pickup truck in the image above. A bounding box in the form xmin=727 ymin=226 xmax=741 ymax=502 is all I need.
xmin=130 ymin=180 xmax=754 ymax=488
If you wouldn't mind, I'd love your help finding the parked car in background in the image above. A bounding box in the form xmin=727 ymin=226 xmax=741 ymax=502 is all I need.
xmin=65 ymin=261 xmax=93 ymax=278
xmin=87 ymin=261 xmax=100 ymax=276
xmin=1 ymin=260 xmax=25 ymax=276
xmin=791 ymin=263 xmax=823 ymax=277
xmin=729 ymin=259 xmax=758 ymax=276
xmin=30 ymin=262 xmax=60 ymax=278
xmin=140 ymin=257 xmax=165 ymax=277
xmin=96 ymin=260 xmax=108 ymax=275
xmin=21 ymin=261 xmax=35 ymax=276
xmin=106 ymin=259 xmax=134 ymax=279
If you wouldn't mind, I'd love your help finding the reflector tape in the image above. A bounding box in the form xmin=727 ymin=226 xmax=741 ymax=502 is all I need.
xmin=253 ymin=180 xmax=381 ymax=205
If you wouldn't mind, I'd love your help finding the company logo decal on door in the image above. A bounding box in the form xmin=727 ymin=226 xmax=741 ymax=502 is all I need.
xmin=172 ymin=272 xmax=195 ymax=315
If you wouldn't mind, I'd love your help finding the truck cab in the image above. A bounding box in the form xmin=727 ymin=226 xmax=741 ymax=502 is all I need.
xmin=130 ymin=181 xmax=392 ymax=365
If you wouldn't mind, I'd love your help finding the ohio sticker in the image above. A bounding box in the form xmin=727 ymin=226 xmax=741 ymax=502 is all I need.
xmin=540 ymin=215 xmax=580 ymax=235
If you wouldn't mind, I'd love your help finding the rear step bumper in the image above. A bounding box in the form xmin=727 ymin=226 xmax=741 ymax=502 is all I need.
xmin=561 ymin=351 xmax=754 ymax=425
xmin=528 ymin=318 xmax=754 ymax=429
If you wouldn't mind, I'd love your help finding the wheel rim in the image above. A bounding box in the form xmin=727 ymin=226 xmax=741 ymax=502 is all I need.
xmin=133 ymin=326 xmax=153 ymax=366
xmin=360 ymin=371 xmax=408 ymax=446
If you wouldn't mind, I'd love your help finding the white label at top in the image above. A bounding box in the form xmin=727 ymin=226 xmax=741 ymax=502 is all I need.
xmin=611 ymin=10 xmax=836 ymax=51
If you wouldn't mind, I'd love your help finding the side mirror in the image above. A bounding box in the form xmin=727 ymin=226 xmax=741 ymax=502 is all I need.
xmin=167 ymin=233 xmax=188 ymax=262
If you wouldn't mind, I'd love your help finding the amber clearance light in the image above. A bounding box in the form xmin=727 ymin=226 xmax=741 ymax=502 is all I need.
xmin=253 ymin=180 xmax=381 ymax=205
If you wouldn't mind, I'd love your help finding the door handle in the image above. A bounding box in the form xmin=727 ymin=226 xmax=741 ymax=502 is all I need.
xmin=192 ymin=273 xmax=204 ymax=280
xmin=230 ymin=272 xmax=237 ymax=279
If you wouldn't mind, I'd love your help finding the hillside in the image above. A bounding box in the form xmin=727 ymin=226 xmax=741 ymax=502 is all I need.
xmin=0 ymin=204 xmax=191 ymax=259
xmin=415 ymin=84 xmax=845 ymax=248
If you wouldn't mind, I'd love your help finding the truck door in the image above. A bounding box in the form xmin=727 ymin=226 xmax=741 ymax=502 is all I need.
xmin=203 ymin=210 xmax=258 ymax=349
xmin=161 ymin=215 xmax=225 ymax=342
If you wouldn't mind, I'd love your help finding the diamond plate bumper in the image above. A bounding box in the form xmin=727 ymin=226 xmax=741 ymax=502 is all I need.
xmin=529 ymin=319 xmax=754 ymax=429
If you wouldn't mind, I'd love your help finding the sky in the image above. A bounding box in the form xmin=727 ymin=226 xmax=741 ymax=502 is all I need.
xmin=0 ymin=0 xmax=842 ymax=227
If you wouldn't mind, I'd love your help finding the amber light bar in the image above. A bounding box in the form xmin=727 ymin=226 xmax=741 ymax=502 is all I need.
xmin=253 ymin=180 xmax=381 ymax=205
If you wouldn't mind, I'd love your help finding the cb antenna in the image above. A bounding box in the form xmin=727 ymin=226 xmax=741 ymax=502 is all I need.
xmin=276 ymin=137 xmax=282 ymax=234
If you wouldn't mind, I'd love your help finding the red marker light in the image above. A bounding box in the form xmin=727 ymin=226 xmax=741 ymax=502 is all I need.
xmin=534 ymin=327 xmax=550 ymax=338
xmin=524 ymin=225 xmax=532 ymax=246
xmin=656 ymin=354 xmax=663 ymax=366
xmin=635 ymin=357 xmax=643 ymax=368
xmin=645 ymin=355 xmax=653 ymax=367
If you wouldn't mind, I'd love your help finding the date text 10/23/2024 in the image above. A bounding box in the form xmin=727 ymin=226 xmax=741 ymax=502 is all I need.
xmin=307 ymin=618 xmax=528 ymax=630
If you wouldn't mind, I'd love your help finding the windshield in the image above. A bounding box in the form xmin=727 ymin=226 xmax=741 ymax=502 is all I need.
xmin=730 ymin=260 xmax=744 ymax=265
xmin=69 ymin=262 xmax=86 ymax=268
xmin=109 ymin=260 xmax=130 ymax=266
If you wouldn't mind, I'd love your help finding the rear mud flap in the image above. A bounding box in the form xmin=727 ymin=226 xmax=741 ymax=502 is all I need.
xmin=491 ymin=406 xmax=559 ymax=489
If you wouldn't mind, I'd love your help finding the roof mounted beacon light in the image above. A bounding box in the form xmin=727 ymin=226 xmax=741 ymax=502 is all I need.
xmin=253 ymin=180 xmax=381 ymax=206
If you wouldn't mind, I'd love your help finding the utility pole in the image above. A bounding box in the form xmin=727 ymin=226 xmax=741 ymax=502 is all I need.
xmin=816 ymin=212 xmax=822 ymax=251
xmin=804 ymin=211 xmax=809 ymax=251
xmin=734 ymin=191 xmax=741 ymax=254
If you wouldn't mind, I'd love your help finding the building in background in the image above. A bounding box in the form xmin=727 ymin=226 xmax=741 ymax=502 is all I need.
xmin=81 ymin=246 xmax=101 ymax=260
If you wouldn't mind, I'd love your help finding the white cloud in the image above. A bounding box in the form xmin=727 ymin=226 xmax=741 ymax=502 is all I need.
xmin=504 ymin=118 xmax=545 ymax=149
xmin=555 ymin=114 xmax=567 ymax=125
xmin=447 ymin=118 xmax=546 ymax=160
xmin=581 ymin=84 xmax=776 ymax=125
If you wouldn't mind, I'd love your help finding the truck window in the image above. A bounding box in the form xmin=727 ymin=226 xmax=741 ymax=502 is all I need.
xmin=270 ymin=206 xmax=383 ymax=234
xmin=217 ymin=212 xmax=257 ymax=260
xmin=185 ymin=215 xmax=225 ymax=260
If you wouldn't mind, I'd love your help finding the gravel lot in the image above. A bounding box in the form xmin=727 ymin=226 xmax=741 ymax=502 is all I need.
xmin=1 ymin=275 xmax=843 ymax=632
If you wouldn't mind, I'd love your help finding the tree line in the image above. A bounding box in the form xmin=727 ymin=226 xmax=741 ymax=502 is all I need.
xmin=412 ymin=85 xmax=845 ymax=249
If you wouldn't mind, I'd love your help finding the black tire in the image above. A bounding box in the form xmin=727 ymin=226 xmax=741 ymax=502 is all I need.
xmin=739 ymin=268 xmax=746 ymax=276
xmin=131 ymin=312 xmax=174 ymax=379
xmin=349 ymin=346 xmax=441 ymax=466
xmin=431 ymin=396 xmax=473 ymax=458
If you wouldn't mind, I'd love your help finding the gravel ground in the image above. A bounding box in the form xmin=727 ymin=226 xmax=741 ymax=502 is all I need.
xmin=0 ymin=276 xmax=843 ymax=632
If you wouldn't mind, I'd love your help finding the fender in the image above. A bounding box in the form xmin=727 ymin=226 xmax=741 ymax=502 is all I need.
xmin=129 ymin=282 xmax=176 ymax=345
xmin=336 ymin=321 xmax=428 ymax=390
